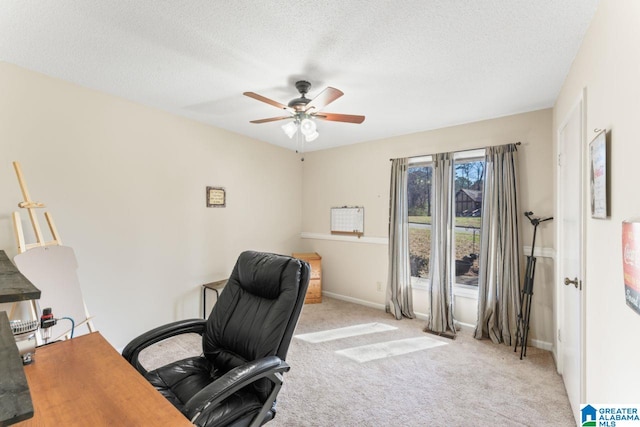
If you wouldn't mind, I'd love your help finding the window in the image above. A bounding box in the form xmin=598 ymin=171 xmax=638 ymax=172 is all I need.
xmin=453 ymin=153 xmax=485 ymax=287
xmin=407 ymin=151 xmax=485 ymax=286
xmin=407 ymin=160 xmax=432 ymax=280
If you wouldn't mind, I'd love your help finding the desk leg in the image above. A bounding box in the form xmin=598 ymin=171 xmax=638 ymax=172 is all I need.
xmin=202 ymin=287 xmax=206 ymax=319
xmin=202 ymin=287 xmax=220 ymax=319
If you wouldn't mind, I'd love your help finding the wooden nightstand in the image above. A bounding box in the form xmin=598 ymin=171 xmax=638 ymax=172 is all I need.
xmin=292 ymin=252 xmax=322 ymax=304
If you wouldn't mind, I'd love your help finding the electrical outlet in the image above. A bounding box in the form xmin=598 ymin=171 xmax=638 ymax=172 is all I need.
xmin=376 ymin=281 xmax=382 ymax=292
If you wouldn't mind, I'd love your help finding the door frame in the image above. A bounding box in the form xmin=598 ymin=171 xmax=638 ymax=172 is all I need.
xmin=555 ymin=87 xmax=587 ymax=407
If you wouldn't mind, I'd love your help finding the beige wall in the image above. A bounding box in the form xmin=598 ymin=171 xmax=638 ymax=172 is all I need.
xmin=554 ymin=0 xmax=640 ymax=402
xmin=300 ymin=109 xmax=556 ymax=345
xmin=0 ymin=58 xmax=572 ymax=355
xmin=0 ymin=62 xmax=303 ymax=350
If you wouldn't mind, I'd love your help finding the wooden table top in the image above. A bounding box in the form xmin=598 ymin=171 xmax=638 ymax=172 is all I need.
xmin=16 ymin=332 xmax=192 ymax=426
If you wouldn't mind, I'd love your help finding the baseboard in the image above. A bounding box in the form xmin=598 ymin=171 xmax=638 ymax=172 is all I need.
xmin=455 ymin=321 xmax=476 ymax=332
xmin=322 ymin=291 xmax=386 ymax=310
xmin=414 ymin=311 xmax=428 ymax=321
xmin=530 ymin=338 xmax=553 ymax=352
xmin=322 ymin=291 xmax=553 ymax=351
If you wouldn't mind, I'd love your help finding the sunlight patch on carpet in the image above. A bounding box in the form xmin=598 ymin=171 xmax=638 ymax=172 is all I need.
xmin=335 ymin=336 xmax=448 ymax=362
xmin=294 ymin=322 xmax=397 ymax=343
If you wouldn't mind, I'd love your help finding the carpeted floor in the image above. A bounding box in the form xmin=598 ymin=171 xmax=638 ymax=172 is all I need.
xmin=139 ymin=297 xmax=575 ymax=426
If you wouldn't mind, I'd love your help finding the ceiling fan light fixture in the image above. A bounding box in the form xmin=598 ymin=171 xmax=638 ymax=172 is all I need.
xmin=245 ymin=80 xmax=364 ymax=148
xmin=299 ymin=118 xmax=316 ymax=136
xmin=281 ymin=121 xmax=298 ymax=139
xmin=305 ymin=131 xmax=319 ymax=142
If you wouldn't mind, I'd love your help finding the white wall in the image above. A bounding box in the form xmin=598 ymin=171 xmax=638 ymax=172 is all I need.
xmin=553 ymin=0 xmax=640 ymax=402
xmin=300 ymin=109 xmax=556 ymax=345
xmin=0 ymin=63 xmax=303 ymax=350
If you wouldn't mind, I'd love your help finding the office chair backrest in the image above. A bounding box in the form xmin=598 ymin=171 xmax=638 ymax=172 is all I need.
xmin=203 ymin=251 xmax=309 ymax=398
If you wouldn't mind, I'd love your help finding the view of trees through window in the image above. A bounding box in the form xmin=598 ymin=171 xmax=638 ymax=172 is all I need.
xmin=408 ymin=157 xmax=485 ymax=286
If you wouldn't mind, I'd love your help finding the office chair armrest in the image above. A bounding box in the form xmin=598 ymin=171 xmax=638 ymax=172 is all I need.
xmin=122 ymin=318 xmax=206 ymax=374
xmin=183 ymin=355 xmax=290 ymax=424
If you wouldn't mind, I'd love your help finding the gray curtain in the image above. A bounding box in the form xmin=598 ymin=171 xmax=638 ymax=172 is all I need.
xmin=386 ymin=158 xmax=415 ymax=319
xmin=474 ymin=143 xmax=522 ymax=344
xmin=426 ymin=153 xmax=456 ymax=335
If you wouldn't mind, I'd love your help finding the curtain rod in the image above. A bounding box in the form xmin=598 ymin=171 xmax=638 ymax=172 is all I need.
xmin=389 ymin=141 xmax=521 ymax=161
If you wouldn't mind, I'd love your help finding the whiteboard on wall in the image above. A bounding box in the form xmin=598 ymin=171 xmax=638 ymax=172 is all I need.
xmin=330 ymin=207 xmax=364 ymax=236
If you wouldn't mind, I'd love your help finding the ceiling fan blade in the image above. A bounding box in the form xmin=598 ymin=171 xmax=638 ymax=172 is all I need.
xmin=315 ymin=112 xmax=365 ymax=124
xmin=250 ymin=116 xmax=292 ymax=124
xmin=243 ymin=92 xmax=290 ymax=111
xmin=304 ymin=87 xmax=344 ymax=112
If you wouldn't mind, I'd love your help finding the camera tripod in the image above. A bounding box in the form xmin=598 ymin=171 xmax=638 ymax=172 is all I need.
xmin=515 ymin=211 xmax=553 ymax=359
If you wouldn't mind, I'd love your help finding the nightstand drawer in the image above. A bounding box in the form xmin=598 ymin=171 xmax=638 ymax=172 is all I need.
xmin=292 ymin=252 xmax=322 ymax=304
xmin=308 ymin=260 xmax=321 ymax=279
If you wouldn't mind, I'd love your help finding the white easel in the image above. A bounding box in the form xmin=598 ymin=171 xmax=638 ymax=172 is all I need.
xmin=10 ymin=161 xmax=95 ymax=340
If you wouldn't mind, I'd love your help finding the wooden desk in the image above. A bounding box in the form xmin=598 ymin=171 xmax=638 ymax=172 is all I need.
xmin=16 ymin=332 xmax=192 ymax=426
xmin=201 ymin=279 xmax=226 ymax=319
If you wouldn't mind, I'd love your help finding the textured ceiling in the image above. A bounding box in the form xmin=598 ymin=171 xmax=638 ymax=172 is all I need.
xmin=0 ymin=1 xmax=599 ymax=152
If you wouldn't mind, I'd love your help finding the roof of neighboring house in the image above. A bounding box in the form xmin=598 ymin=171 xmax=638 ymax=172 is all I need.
xmin=457 ymin=189 xmax=483 ymax=202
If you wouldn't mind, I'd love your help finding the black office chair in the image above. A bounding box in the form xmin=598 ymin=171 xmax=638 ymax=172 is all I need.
xmin=122 ymin=251 xmax=310 ymax=427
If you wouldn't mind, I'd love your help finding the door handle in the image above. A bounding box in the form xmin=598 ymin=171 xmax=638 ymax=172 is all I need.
xmin=564 ymin=277 xmax=579 ymax=289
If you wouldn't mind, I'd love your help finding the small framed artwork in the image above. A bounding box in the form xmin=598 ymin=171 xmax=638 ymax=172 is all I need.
xmin=589 ymin=130 xmax=607 ymax=219
xmin=206 ymin=187 xmax=226 ymax=208
xmin=622 ymin=220 xmax=640 ymax=316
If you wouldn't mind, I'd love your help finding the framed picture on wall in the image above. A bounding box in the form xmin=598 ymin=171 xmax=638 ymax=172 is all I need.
xmin=589 ymin=130 xmax=607 ymax=219
xmin=206 ymin=186 xmax=226 ymax=208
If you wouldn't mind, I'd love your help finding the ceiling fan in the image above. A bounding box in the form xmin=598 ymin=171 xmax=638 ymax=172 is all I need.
xmin=243 ymin=80 xmax=365 ymax=142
